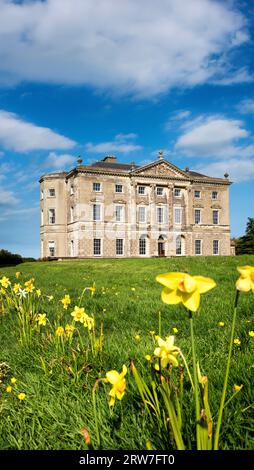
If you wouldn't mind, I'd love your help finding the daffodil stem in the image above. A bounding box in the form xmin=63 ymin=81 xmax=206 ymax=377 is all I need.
xmin=214 ymin=290 xmax=240 ymax=450
xmin=189 ymin=312 xmax=201 ymax=450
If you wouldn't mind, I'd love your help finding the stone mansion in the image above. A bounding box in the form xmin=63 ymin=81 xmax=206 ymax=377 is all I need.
xmin=39 ymin=152 xmax=231 ymax=258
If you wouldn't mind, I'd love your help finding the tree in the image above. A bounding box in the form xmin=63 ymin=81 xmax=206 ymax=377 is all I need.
xmin=235 ymin=218 xmax=254 ymax=255
xmin=0 ymin=249 xmax=23 ymax=267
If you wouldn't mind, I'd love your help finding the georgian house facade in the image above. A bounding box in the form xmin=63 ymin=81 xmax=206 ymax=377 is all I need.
xmin=39 ymin=153 xmax=231 ymax=258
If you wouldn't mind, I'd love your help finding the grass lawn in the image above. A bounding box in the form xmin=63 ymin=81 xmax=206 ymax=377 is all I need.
xmin=0 ymin=255 xmax=254 ymax=450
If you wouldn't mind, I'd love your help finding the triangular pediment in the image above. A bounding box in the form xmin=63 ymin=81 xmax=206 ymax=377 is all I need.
xmin=132 ymin=159 xmax=188 ymax=179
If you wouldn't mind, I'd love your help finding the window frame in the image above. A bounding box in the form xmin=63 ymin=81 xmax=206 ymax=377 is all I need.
xmin=174 ymin=207 xmax=182 ymax=225
xmin=48 ymin=208 xmax=56 ymax=225
xmin=116 ymin=238 xmax=124 ymax=256
xmin=213 ymin=240 xmax=219 ymax=255
xmin=212 ymin=191 xmax=218 ymax=200
xmin=213 ymin=210 xmax=219 ymax=225
xmin=174 ymin=188 xmax=181 ymax=198
xmin=48 ymin=241 xmax=55 ymax=257
xmin=93 ymin=204 xmax=101 ymax=222
xmin=48 ymin=188 xmax=55 ymax=197
xmin=93 ymin=182 xmax=101 ymax=192
xmin=195 ymin=239 xmax=202 ymax=256
xmin=138 ymin=185 xmax=145 ymax=195
xmin=156 ymin=206 xmax=164 ymax=224
xmin=115 ymin=204 xmax=124 ymax=223
xmin=139 ymin=236 xmax=146 ymax=255
xmin=194 ymin=208 xmax=201 ymax=225
xmin=194 ymin=190 xmax=201 ymax=199
xmin=156 ymin=187 xmax=164 ymax=196
xmin=93 ymin=238 xmax=101 ymax=256
xmin=115 ymin=184 xmax=123 ymax=193
xmin=138 ymin=206 xmax=146 ymax=223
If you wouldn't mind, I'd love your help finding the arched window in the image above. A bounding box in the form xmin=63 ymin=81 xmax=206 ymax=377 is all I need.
xmin=176 ymin=235 xmax=185 ymax=256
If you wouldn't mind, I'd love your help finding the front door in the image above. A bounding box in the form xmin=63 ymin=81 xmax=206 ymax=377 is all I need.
xmin=158 ymin=242 xmax=165 ymax=257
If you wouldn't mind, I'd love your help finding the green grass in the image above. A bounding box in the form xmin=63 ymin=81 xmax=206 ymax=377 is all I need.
xmin=0 ymin=256 xmax=254 ymax=450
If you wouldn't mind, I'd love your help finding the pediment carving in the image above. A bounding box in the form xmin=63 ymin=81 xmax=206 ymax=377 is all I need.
xmin=133 ymin=161 xmax=187 ymax=179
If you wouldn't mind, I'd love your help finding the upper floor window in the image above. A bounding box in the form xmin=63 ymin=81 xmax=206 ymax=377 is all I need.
xmin=115 ymin=205 xmax=124 ymax=222
xmin=115 ymin=184 xmax=123 ymax=193
xmin=49 ymin=188 xmax=55 ymax=197
xmin=174 ymin=207 xmax=182 ymax=224
xmin=213 ymin=240 xmax=219 ymax=255
xmin=139 ymin=206 xmax=146 ymax=223
xmin=93 ymin=204 xmax=101 ymax=221
xmin=195 ymin=239 xmax=202 ymax=255
xmin=138 ymin=186 xmax=145 ymax=195
xmin=156 ymin=187 xmax=164 ymax=196
xmin=194 ymin=209 xmax=201 ymax=224
xmin=48 ymin=208 xmax=55 ymax=224
xmin=194 ymin=190 xmax=201 ymax=199
xmin=157 ymin=207 xmax=164 ymax=224
xmin=213 ymin=210 xmax=219 ymax=225
xmin=174 ymin=188 xmax=181 ymax=197
xmin=212 ymin=191 xmax=218 ymax=200
xmin=93 ymin=182 xmax=101 ymax=192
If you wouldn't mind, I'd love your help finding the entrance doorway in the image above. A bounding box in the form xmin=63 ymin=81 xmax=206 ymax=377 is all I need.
xmin=158 ymin=235 xmax=166 ymax=257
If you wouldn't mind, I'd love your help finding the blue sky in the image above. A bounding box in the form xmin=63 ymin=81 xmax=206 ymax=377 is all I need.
xmin=0 ymin=0 xmax=254 ymax=258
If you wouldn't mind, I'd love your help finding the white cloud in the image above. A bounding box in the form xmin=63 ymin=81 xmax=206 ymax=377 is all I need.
xmin=165 ymin=110 xmax=191 ymax=130
xmin=175 ymin=116 xmax=249 ymax=157
xmin=196 ymin=158 xmax=254 ymax=183
xmin=45 ymin=152 xmax=76 ymax=169
xmin=0 ymin=110 xmax=76 ymax=152
xmin=0 ymin=0 xmax=250 ymax=97
xmin=85 ymin=134 xmax=142 ymax=153
xmin=0 ymin=205 xmax=38 ymax=222
xmin=0 ymin=188 xmax=19 ymax=206
xmin=236 ymin=99 xmax=254 ymax=114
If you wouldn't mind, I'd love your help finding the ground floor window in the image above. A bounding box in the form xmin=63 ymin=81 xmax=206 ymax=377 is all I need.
xmin=139 ymin=236 xmax=146 ymax=255
xmin=195 ymin=239 xmax=202 ymax=255
xmin=176 ymin=235 xmax=182 ymax=255
xmin=116 ymin=239 xmax=124 ymax=255
xmin=213 ymin=240 xmax=219 ymax=255
xmin=93 ymin=238 xmax=101 ymax=256
xmin=48 ymin=241 xmax=55 ymax=257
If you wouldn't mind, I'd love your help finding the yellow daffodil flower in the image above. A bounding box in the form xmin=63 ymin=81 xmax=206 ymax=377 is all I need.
xmin=13 ymin=283 xmax=21 ymax=294
xmin=15 ymin=272 xmax=21 ymax=279
xmin=154 ymin=364 xmax=160 ymax=371
xmin=47 ymin=295 xmax=54 ymax=301
xmin=249 ymin=331 xmax=254 ymax=337
xmin=71 ymin=306 xmax=86 ymax=323
xmin=0 ymin=277 xmax=11 ymax=288
xmin=18 ymin=393 xmax=26 ymax=401
xmin=106 ymin=365 xmax=127 ymax=407
xmin=36 ymin=289 xmax=41 ymax=297
xmin=36 ymin=314 xmax=47 ymax=326
xmin=135 ymin=334 xmax=141 ymax=341
xmin=233 ymin=384 xmax=243 ymax=392
xmin=234 ymin=338 xmax=241 ymax=346
xmin=236 ymin=266 xmax=254 ymax=292
xmin=83 ymin=314 xmax=95 ymax=330
xmin=172 ymin=327 xmax=178 ymax=334
xmin=156 ymin=272 xmax=216 ymax=312
xmin=154 ymin=335 xmax=179 ymax=368
xmin=145 ymin=355 xmax=151 ymax=361
xmin=65 ymin=324 xmax=75 ymax=335
xmin=87 ymin=282 xmax=96 ymax=296
xmin=131 ymin=287 xmax=136 ymax=291
xmin=6 ymin=385 xmax=12 ymax=393
xmin=11 ymin=377 xmax=17 ymax=384
xmin=61 ymin=294 xmax=71 ymax=309
xmin=24 ymin=280 xmax=35 ymax=293
xmin=55 ymin=326 xmax=65 ymax=336
xmin=218 ymin=322 xmax=225 ymax=327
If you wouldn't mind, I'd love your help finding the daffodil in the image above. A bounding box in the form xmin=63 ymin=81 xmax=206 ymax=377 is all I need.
xmin=0 ymin=277 xmax=11 ymax=288
xmin=36 ymin=289 xmax=41 ymax=297
xmin=233 ymin=384 xmax=243 ymax=392
xmin=135 ymin=334 xmax=141 ymax=341
xmin=17 ymin=288 xmax=28 ymax=298
xmin=249 ymin=331 xmax=254 ymax=337
xmin=13 ymin=283 xmax=21 ymax=294
xmin=71 ymin=306 xmax=86 ymax=323
xmin=65 ymin=324 xmax=75 ymax=335
xmin=55 ymin=326 xmax=65 ymax=336
xmin=6 ymin=385 xmax=12 ymax=393
xmin=131 ymin=287 xmax=136 ymax=291
xmin=36 ymin=313 xmax=47 ymax=326
xmin=236 ymin=266 xmax=254 ymax=292
xmin=24 ymin=279 xmax=34 ymax=293
xmin=145 ymin=355 xmax=151 ymax=361
xmin=172 ymin=327 xmax=178 ymax=334
xmin=83 ymin=314 xmax=95 ymax=330
xmin=11 ymin=377 xmax=17 ymax=384
xmin=61 ymin=294 xmax=71 ymax=309
xmin=105 ymin=365 xmax=127 ymax=407
xmin=87 ymin=282 xmax=96 ymax=296
xmin=18 ymin=393 xmax=26 ymax=401
xmin=218 ymin=322 xmax=225 ymax=327
xmin=154 ymin=335 xmax=179 ymax=368
xmin=156 ymin=272 xmax=216 ymax=312
xmin=15 ymin=272 xmax=21 ymax=279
